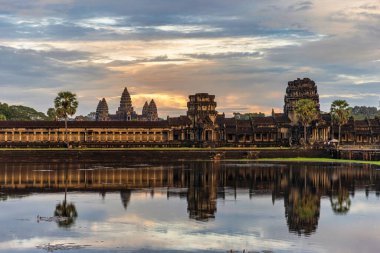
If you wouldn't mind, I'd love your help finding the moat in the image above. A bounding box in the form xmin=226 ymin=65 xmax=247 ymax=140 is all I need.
xmin=1 ymin=161 xmax=380 ymax=252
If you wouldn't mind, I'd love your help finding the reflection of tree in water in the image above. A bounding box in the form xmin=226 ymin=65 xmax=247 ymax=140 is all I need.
xmin=330 ymin=189 xmax=351 ymax=215
xmin=284 ymin=167 xmax=321 ymax=236
xmin=285 ymin=187 xmax=320 ymax=236
xmin=54 ymin=201 xmax=78 ymax=228
xmin=120 ymin=190 xmax=131 ymax=210
xmin=54 ymin=167 xmax=78 ymax=228
xmin=330 ymin=174 xmax=351 ymax=215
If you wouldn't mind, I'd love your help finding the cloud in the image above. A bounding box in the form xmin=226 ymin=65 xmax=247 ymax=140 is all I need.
xmin=107 ymin=55 xmax=189 ymax=67
xmin=184 ymin=51 xmax=263 ymax=60
xmin=0 ymin=0 xmax=378 ymax=117
xmin=288 ymin=1 xmax=313 ymax=12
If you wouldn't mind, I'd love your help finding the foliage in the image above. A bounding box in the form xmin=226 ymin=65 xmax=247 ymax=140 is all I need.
xmin=54 ymin=91 xmax=78 ymax=144
xmin=54 ymin=91 xmax=78 ymax=120
xmin=74 ymin=112 xmax=96 ymax=121
xmin=47 ymin=108 xmax=58 ymax=121
xmin=233 ymin=112 xmax=265 ymax=120
xmin=0 ymin=102 xmax=48 ymax=121
xmin=295 ymin=99 xmax=318 ymax=145
xmin=331 ymin=100 xmax=350 ymax=124
xmin=0 ymin=114 xmax=6 ymax=121
xmin=86 ymin=112 xmax=96 ymax=121
xmin=331 ymin=100 xmax=350 ymax=143
xmin=350 ymin=106 xmax=380 ymax=120
xmin=295 ymin=99 xmax=318 ymax=126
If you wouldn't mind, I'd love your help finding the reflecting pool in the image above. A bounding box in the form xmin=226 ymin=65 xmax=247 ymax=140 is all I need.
xmin=1 ymin=161 xmax=380 ymax=252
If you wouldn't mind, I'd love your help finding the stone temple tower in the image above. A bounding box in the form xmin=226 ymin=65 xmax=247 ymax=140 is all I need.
xmin=187 ymin=93 xmax=218 ymax=125
xmin=95 ymin=98 xmax=110 ymax=121
xmin=284 ymin=78 xmax=320 ymax=124
xmin=142 ymin=101 xmax=149 ymax=118
xmin=147 ymin=99 xmax=158 ymax=121
xmin=116 ymin=87 xmax=135 ymax=121
xmin=141 ymin=99 xmax=158 ymax=121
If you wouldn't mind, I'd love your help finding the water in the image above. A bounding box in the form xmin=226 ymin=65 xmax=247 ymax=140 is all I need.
xmin=1 ymin=161 xmax=380 ymax=252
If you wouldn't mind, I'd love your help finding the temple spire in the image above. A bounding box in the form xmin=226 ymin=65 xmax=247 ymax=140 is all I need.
xmin=96 ymin=98 xmax=109 ymax=121
xmin=116 ymin=87 xmax=135 ymax=120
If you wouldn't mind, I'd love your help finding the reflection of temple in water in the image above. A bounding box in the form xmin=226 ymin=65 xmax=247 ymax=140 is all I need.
xmin=1 ymin=162 xmax=380 ymax=234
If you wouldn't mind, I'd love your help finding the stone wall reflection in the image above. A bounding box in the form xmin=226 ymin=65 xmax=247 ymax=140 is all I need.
xmin=1 ymin=162 xmax=380 ymax=234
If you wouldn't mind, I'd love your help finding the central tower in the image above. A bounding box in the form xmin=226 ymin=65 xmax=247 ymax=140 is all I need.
xmin=284 ymin=78 xmax=320 ymax=124
xmin=187 ymin=93 xmax=218 ymax=142
xmin=187 ymin=93 xmax=217 ymax=125
xmin=116 ymin=87 xmax=135 ymax=120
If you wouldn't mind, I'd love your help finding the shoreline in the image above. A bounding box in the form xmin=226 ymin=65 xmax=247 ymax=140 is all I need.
xmin=0 ymin=148 xmax=329 ymax=163
xmin=0 ymin=148 xmax=377 ymax=165
xmin=253 ymin=157 xmax=380 ymax=166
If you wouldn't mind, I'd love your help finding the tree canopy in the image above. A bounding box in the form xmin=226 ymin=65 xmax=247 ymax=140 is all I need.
xmin=0 ymin=102 xmax=48 ymax=121
xmin=295 ymin=99 xmax=318 ymax=145
xmin=54 ymin=91 xmax=78 ymax=120
xmin=350 ymin=106 xmax=380 ymax=120
xmin=47 ymin=108 xmax=58 ymax=121
xmin=331 ymin=100 xmax=350 ymax=143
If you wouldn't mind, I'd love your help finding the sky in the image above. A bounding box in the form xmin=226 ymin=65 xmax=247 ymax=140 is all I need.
xmin=0 ymin=0 xmax=379 ymax=117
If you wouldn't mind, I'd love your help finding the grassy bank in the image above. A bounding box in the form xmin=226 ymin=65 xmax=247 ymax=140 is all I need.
xmin=255 ymin=157 xmax=380 ymax=166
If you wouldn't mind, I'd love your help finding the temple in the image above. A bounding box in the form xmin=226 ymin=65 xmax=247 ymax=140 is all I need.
xmin=95 ymin=87 xmax=159 ymax=121
xmin=0 ymin=78 xmax=380 ymax=147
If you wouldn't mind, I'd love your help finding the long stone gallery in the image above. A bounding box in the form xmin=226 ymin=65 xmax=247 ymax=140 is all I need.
xmin=0 ymin=78 xmax=379 ymax=148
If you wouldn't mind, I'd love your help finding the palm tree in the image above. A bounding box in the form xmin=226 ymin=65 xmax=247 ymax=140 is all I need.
xmin=54 ymin=91 xmax=78 ymax=145
xmin=330 ymin=100 xmax=350 ymax=144
xmin=295 ymin=99 xmax=318 ymax=146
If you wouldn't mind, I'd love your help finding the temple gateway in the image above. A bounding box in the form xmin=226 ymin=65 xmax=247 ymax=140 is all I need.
xmin=0 ymin=78 xmax=379 ymax=147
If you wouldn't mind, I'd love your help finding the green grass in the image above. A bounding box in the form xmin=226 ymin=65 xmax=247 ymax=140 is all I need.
xmin=254 ymin=157 xmax=380 ymax=166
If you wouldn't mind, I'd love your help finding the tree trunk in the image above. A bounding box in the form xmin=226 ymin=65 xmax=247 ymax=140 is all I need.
xmin=304 ymin=125 xmax=307 ymax=146
xmin=338 ymin=124 xmax=341 ymax=145
xmin=64 ymin=116 xmax=68 ymax=147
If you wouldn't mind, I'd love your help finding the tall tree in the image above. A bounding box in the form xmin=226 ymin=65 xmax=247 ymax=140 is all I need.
xmin=54 ymin=91 xmax=78 ymax=145
xmin=47 ymin=108 xmax=58 ymax=121
xmin=295 ymin=99 xmax=318 ymax=146
xmin=0 ymin=114 xmax=6 ymax=121
xmin=331 ymin=100 xmax=350 ymax=144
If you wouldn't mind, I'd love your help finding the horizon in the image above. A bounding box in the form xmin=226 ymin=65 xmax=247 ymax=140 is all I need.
xmin=0 ymin=1 xmax=379 ymax=117
xmin=1 ymin=83 xmax=379 ymax=119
